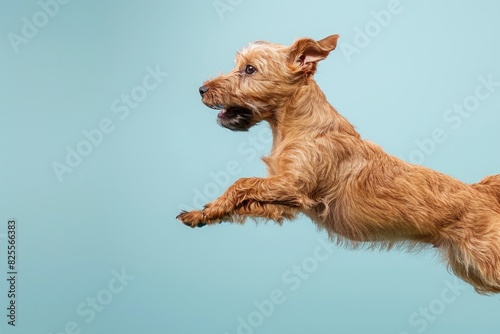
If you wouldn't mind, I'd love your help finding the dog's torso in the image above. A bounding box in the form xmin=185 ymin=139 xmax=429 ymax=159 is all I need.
xmin=264 ymin=124 xmax=500 ymax=248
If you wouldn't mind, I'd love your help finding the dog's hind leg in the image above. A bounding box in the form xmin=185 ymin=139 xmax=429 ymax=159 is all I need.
xmin=443 ymin=216 xmax=500 ymax=294
xmin=471 ymin=174 xmax=500 ymax=206
xmin=445 ymin=248 xmax=500 ymax=294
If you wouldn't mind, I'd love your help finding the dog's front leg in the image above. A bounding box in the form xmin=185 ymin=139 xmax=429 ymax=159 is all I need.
xmin=177 ymin=176 xmax=303 ymax=228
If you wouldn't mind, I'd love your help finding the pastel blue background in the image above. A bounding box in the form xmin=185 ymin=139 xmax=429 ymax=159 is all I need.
xmin=1 ymin=0 xmax=500 ymax=333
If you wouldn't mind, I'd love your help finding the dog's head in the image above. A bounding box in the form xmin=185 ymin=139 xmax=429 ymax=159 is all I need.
xmin=199 ymin=34 xmax=339 ymax=131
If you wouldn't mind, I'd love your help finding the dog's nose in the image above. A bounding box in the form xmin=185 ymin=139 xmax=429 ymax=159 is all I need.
xmin=199 ymin=85 xmax=209 ymax=96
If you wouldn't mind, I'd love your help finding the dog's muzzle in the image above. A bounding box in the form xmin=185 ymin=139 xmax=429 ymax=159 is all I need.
xmin=198 ymin=85 xmax=258 ymax=131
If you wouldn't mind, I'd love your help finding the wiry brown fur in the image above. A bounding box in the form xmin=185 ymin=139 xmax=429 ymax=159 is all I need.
xmin=177 ymin=34 xmax=500 ymax=294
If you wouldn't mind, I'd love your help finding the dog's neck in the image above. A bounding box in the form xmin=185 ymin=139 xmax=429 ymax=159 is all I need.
xmin=268 ymin=79 xmax=359 ymax=145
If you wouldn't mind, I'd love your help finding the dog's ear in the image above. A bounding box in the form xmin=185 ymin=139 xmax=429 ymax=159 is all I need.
xmin=288 ymin=34 xmax=339 ymax=75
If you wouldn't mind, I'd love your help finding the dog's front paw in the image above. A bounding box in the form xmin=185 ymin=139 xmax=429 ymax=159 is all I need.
xmin=176 ymin=210 xmax=207 ymax=228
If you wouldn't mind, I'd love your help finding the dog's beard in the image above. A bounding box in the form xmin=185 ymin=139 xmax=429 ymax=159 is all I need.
xmin=216 ymin=106 xmax=258 ymax=131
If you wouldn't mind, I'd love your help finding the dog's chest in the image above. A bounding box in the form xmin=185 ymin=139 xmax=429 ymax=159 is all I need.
xmin=261 ymin=156 xmax=278 ymax=176
xmin=261 ymin=144 xmax=287 ymax=176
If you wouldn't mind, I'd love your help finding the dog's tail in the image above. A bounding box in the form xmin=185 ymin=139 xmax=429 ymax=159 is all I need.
xmin=471 ymin=174 xmax=500 ymax=205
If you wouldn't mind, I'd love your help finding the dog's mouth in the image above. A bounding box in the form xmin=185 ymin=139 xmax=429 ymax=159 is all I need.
xmin=207 ymin=104 xmax=258 ymax=132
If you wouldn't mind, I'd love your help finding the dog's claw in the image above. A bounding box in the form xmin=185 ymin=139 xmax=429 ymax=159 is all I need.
xmin=197 ymin=222 xmax=206 ymax=228
xmin=176 ymin=210 xmax=187 ymax=220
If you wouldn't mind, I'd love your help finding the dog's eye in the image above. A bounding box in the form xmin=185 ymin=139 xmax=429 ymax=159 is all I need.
xmin=245 ymin=65 xmax=257 ymax=75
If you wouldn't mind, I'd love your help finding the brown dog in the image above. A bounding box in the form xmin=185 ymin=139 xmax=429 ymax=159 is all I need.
xmin=177 ymin=34 xmax=500 ymax=294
